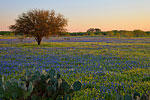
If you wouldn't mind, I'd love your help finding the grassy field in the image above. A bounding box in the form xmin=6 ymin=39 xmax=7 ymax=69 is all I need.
xmin=0 ymin=36 xmax=150 ymax=99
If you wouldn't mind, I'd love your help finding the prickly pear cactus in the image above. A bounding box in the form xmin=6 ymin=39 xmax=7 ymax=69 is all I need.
xmin=73 ymin=81 xmax=82 ymax=91
xmin=115 ymin=91 xmax=150 ymax=100
xmin=0 ymin=69 xmax=82 ymax=100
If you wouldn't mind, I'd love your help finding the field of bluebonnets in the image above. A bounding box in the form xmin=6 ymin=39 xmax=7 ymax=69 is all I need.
xmin=0 ymin=36 xmax=150 ymax=99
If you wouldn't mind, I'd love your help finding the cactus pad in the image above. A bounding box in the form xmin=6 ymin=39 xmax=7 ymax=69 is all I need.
xmin=73 ymin=81 xmax=81 ymax=91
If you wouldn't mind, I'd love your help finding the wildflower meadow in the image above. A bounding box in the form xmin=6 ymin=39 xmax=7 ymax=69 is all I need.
xmin=0 ymin=36 xmax=150 ymax=99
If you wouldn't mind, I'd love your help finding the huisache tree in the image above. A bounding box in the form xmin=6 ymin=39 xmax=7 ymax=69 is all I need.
xmin=10 ymin=9 xmax=68 ymax=45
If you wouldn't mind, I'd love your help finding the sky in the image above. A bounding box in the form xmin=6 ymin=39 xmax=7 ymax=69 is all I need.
xmin=0 ymin=0 xmax=150 ymax=32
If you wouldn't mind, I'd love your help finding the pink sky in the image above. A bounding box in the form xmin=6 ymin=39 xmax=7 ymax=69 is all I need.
xmin=1 ymin=0 xmax=150 ymax=32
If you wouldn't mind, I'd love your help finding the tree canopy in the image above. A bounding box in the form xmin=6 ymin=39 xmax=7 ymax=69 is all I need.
xmin=9 ymin=9 xmax=68 ymax=45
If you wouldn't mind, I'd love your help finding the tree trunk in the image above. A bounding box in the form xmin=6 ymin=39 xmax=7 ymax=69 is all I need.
xmin=35 ymin=37 xmax=42 ymax=45
xmin=38 ymin=40 xmax=41 ymax=45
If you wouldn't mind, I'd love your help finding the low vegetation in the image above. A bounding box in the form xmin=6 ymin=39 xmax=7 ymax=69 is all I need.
xmin=0 ymin=36 xmax=150 ymax=99
xmin=0 ymin=69 xmax=81 ymax=100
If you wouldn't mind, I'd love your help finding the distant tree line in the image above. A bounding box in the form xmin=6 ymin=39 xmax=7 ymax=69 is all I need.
xmin=0 ymin=31 xmax=13 ymax=35
xmin=65 ymin=29 xmax=150 ymax=37
xmin=1 ymin=29 xmax=150 ymax=38
xmin=1 ymin=30 xmax=150 ymax=37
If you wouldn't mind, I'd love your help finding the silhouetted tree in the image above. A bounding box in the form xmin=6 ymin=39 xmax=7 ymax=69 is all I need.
xmin=87 ymin=28 xmax=101 ymax=33
xmin=95 ymin=28 xmax=101 ymax=32
xmin=10 ymin=9 xmax=68 ymax=45
xmin=87 ymin=28 xmax=95 ymax=33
